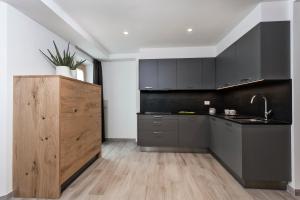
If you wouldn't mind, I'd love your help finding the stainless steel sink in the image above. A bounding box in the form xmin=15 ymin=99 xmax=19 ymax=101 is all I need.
xmin=237 ymin=118 xmax=267 ymax=123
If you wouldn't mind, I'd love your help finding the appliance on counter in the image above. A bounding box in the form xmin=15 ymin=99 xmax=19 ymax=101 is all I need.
xmin=209 ymin=108 xmax=216 ymax=115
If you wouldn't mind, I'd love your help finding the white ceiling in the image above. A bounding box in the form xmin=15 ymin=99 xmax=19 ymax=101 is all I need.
xmin=52 ymin=0 xmax=269 ymax=54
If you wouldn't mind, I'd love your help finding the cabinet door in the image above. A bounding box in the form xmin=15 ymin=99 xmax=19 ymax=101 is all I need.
xmin=178 ymin=116 xmax=209 ymax=148
xmin=177 ymin=59 xmax=202 ymax=90
xmin=209 ymin=117 xmax=224 ymax=156
xmin=202 ymin=58 xmax=216 ymax=89
xmin=139 ymin=60 xmax=158 ymax=90
xmin=158 ymin=59 xmax=177 ymax=90
xmin=236 ymin=25 xmax=261 ymax=84
xmin=221 ymin=121 xmax=243 ymax=178
xmin=216 ymin=44 xmax=238 ymax=88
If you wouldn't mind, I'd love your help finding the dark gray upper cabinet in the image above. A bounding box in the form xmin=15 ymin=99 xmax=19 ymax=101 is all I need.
xmin=236 ymin=25 xmax=261 ymax=84
xmin=177 ymin=59 xmax=202 ymax=90
xmin=158 ymin=59 xmax=177 ymax=90
xmin=216 ymin=21 xmax=290 ymax=89
xmin=139 ymin=58 xmax=216 ymax=90
xmin=178 ymin=116 xmax=209 ymax=148
xmin=216 ymin=44 xmax=238 ymax=88
xmin=202 ymin=58 xmax=216 ymax=89
xmin=139 ymin=60 xmax=158 ymax=90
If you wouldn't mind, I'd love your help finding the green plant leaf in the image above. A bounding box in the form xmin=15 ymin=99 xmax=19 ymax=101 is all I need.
xmin=39 ymin=49 xmax=57 ymax=66
xmin=53 ymin=40 xmax=64 ymax=64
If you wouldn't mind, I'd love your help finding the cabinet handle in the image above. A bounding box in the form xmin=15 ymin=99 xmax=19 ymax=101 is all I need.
xmin=73 ymin=108 xmax=78 ymax=113
xmin=153 ymin=131 xmax=162 ymax=134
xmin=153 ymin=116 xmax=163 ymax=119
xmin=144 ymin=86 xmax=153 ymax=89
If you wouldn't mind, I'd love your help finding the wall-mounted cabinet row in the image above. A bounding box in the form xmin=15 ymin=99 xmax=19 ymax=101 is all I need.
xmin=139 ymin=58 xmax=215 ymax=90
xmin=139 ymin=21 xmax=290 ymax=91
xmin=216 ymin=21 xmax=290 ymax=88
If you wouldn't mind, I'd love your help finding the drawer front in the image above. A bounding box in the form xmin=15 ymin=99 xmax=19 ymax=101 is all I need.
xmin=138 ymin=119 xmax=177 ymax=131
xmin=59 ymin=79 xmax=101 ymax=184
xmin=138 ymin=131 xmax=178 ymax=147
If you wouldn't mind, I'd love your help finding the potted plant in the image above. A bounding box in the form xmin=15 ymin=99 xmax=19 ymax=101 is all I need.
xmin=40 ymin=41 xmax=86 ymax=78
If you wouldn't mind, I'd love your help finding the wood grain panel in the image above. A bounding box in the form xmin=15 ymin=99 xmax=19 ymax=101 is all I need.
xmin=13 ymin=76 xmax=102 ymax=198
xmin=59 ymin=78 xmax=101 ymax=184
xmin=13 ymin=77 xmax=60 ymax=198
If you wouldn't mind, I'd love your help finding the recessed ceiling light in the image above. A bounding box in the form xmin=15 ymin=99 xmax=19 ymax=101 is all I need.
xmin=123 ymin=31 xmax=129 ymax=35
xmin=187 ymin=28 xmax=193 ymax=32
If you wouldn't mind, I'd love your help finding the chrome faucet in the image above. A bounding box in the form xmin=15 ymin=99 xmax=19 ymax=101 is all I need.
xmin=250 ymin=94 xmax=272 ymax=121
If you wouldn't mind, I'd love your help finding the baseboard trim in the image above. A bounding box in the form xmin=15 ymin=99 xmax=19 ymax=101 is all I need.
xmin=105 ymin=138 xmax=136 ymax=142
xmin=287 ymin=185 xmax=300 ymax=196
xmin=140 ymin=146 xmax=209 ymax=153
xmin=0 ymin=192 xmax=13 ymax=200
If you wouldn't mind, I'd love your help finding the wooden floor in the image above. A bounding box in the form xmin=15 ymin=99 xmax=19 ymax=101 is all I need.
xmin=12 ymin=141 xmax=299 ymax=200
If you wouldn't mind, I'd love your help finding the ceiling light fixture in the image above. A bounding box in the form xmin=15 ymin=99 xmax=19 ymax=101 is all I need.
xmin=123 ymin=31 xmax=129 ymax=35
xmin=187 ymin=28 xmax=193 ymax=32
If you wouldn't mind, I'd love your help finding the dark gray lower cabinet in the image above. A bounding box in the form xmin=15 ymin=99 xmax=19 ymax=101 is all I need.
xmin=178 ymin=116 xmax=209 ymax=148
xmin=209 ymin=116 xmax=291 ymax=189
xmin=138 ymin=115 xmax=178 ymax=147
xmin=138 ymin=115 xmax=209 ymax=149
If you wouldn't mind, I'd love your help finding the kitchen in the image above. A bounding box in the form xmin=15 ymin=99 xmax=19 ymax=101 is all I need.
xmin=138 ymin=21 xmax=291 ymax=190
xmin=1 ymin=0 xmax=300 ymax=200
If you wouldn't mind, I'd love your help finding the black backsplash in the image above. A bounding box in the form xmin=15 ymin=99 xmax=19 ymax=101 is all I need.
xmin=140 ymin=91 xmax=222 ymax=114
xmin=140 ymin=80 xmax=292 ymax=122
xmin=221 ymin=80 xmax=292 ymax=122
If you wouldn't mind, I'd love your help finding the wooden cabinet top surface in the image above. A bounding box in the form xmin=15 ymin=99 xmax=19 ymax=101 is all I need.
xmin=14 ymin=75 xmax=101 ymax=88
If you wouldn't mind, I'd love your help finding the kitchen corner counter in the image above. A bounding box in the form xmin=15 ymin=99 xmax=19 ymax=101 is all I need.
xmin=137 ymin=113 xmax=291 ymax=125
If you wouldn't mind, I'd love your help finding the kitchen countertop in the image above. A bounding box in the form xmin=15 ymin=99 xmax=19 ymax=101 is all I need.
xmin=137 ymin=112 xmax=291 ymax=125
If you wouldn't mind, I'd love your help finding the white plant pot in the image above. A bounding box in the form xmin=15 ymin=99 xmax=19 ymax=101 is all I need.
xmin=70 ymin=70 xmax=77 ymax=79
xmin=56 ymin=66 xmax=71 ymax=78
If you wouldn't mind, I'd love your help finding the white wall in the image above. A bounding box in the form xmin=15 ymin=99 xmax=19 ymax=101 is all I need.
xmin=0 ymin=2 xmax=9 ymax=197
xmin=216 ymin=1 xmax=291 ymax=55
xmin=102 ymin=60 xmax=139 ymax=139
xmin=291 ymin=0 xmax=300 ymax=190
xmin=0 ymin=2 xmax=92 ymax=197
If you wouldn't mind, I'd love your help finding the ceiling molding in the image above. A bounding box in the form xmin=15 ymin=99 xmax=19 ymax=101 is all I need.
xmin=2 ymin=0 xmax=291 ymax=60
xmin=3 ymin=0 xmax=109 ymax=59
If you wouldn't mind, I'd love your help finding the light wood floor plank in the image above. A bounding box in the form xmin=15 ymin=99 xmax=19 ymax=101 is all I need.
xmin=11 ymin=141 xmax=300 ymax=200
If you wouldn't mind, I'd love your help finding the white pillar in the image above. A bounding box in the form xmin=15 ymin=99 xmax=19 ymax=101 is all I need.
xmin=0 ymin=1 xmax=10 ymax=197
xmin=291 ymin=0 xmax=300 ymax=191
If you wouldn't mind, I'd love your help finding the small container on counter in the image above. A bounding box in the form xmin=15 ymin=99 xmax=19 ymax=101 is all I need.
xmin=209 ymin=108 xmax=216 ymax=115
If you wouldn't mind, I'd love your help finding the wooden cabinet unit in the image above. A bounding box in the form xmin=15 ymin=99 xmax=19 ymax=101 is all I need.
xmin=13 ymin=75 xmax=102 ymax=199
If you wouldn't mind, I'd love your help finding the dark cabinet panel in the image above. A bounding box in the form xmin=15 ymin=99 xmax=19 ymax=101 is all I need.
xmin=139 ymin=60 xmax=158 ymax=90
xmin=216 ymin=44 xmax=238 ymax=88
xmin=178 ymin=116 xmax=209 ymax=148
xmin=236 ymin=25 xmax=261 ymax=83
xmin=138 ymin=131 xmax=178 ymax=147
xmin=158 ymin=59 xmax=177 ymax=90
xmin=216 ymin=21 xmax=290 ymax=89
xmin=177 ymin=59 xmax=202 ymax=90
xmin=209 ymin=116 xmax=291 ymax=188
xmin=202 ymin=58 xmax=216 ymax=89
xmin=222 ymin=121 xmax=243 ymax=178
xmin=138 ymin=115 xmax=209 ymax=149
xmin=260 ymin=22 xmax=291 ymax=79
